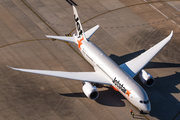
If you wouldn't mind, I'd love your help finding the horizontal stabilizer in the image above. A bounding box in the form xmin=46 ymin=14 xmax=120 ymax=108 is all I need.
xmin=120 ymin=31 xmax=173 ymax=78
xmin=8 ymin=66 xmax=112 ymax=85
xmin=85 ymin=25 xmax=99 ymax=40
xmin=46 ymin=35 xmax=75 ymax=43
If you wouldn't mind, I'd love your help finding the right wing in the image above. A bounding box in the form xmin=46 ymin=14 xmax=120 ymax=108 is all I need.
xmin=8 ymin=66 xmax=112 ymax=85
xmin=119 ymin=31 xmax=173 ymax=78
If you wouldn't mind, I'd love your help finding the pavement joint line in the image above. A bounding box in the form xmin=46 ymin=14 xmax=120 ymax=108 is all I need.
xmin=0 ymin=0 xmax=178 ymax=49
xmin=168 ymin=1 xmax=180 ymax=12
xmin=45 ymin=15 xmax=180 ymax=29
xmin=0 ymin=1 xmax=177 ymax=119
xmin=21 ymin=0 xmax=92 ymax=68
xmin=146 ymin=0 xmax=180 ymax=28
xmin=69 ymin=0 xmax=180 ymax=34
xmin=21 ymin=0 xmax=60 ymax=36
xmin=144 ymin=1 xmax=180 ymax=119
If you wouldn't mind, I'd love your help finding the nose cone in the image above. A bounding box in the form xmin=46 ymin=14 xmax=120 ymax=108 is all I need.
xmin=143 ymin=102 xmax=151 ymax=113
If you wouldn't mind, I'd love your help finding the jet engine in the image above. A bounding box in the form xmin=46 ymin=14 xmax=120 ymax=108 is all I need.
xmin=139 ymin=69 xmax=155 ymax=87
xmin=82 ymin=82 xmax=99 ymax=100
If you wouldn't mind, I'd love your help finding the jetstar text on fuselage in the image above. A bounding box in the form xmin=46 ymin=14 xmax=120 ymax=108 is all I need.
xmin=112 ymin=77 xmax=127 ymax=94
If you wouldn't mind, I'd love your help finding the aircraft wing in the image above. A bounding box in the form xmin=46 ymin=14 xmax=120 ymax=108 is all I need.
xmin=45 ymin=35 xmax=75 ymax=43
xmin=8 ymin=66 xmax=112 ymax=85
xmin=119 ymin=31 xmax=173 ymax=78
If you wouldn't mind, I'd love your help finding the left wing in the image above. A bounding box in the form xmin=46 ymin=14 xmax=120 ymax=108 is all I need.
xmin=120 ymin=31 xmax=173 ymax=78
xmin=45 ymin=36 xmax=75 ymax=43
xmin=8 ymin=66 xmax=112 ymax=85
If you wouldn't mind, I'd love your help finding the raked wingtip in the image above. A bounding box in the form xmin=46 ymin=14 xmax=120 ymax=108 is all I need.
xmin=171 ymin=30 xmax=173 ymax=34
xmin=170 ymin=30 xmax=173 ymax=38
xmin=7 ymin=65 xmax=13 ymax=69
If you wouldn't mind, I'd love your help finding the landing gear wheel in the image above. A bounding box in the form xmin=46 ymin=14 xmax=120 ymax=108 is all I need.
xmin=140 ymin=110 xmax=143 ymax=114
xmin=93 ymin=83 xmax=99 ymax=87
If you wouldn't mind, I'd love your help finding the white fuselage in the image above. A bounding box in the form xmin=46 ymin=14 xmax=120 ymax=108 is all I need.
xmin=77 ymin=37 xmax=151 ymax=112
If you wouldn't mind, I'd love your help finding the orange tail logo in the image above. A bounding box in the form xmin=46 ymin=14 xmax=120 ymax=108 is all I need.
xmin=77 ymin=36 xmax=84 ymax=50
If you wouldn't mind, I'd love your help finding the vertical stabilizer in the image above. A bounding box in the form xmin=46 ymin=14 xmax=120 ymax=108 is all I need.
xmin=72 ymin=6 xmax=86 ymax=39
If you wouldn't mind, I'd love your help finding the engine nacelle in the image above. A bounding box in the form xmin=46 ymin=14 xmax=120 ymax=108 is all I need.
xmin=139 ymin=69 xmax=155 ymax=87
xmin=82 ymin=82 xmax=99 ymax=100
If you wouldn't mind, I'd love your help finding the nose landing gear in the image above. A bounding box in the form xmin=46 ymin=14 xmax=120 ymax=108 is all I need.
xmin=140 ymin=110 xmax=143 ymax=114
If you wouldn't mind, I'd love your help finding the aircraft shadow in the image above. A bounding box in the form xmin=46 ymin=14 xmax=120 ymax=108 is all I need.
xmin=135 ymin=72 xmax=180 ymax=120
xmin=59 ymin=50 xmax=180 ymax=119
xmin=109 ymin=50 xmax=180 ymax=69
xmin=109 ymin=50 xmax=145 ymax=65
xmin=110 ymin=51 xmax=180 ymax=119
xmin=59 ymin=87 xmax=125 ymax=107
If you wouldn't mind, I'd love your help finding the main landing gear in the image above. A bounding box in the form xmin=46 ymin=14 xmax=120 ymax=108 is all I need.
xmin=92 ymin=83 xmax=99 ymax=87
xmin=82 ymin=82 xmax=99 ymax=87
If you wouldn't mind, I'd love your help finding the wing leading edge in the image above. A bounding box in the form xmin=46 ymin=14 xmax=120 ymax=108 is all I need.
xmin=8 ymin=66 xmax=112 ymax=85
xmin=120 ymin=31 xmax=173 ymax=78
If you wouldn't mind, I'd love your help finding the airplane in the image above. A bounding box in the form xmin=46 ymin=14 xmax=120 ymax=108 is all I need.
xmin=8 ymin=5 xmax=173 ymax=113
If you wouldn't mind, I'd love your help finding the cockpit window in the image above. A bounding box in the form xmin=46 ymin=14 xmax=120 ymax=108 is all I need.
xmin=139 ymin=99 xmax=149 ymax=104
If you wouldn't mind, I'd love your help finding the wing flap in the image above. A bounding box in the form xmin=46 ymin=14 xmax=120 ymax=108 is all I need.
xmin=8 ymin=66 xmax=112 ymax=85
xmin=119 ymin=31 xmax=173 ymax=78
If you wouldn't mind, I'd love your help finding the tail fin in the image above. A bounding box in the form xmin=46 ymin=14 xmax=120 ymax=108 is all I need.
xmin=46 ymin=6 xmax=99 ymax=43
xmin=73 ymin=6 xmax=86 ymax=39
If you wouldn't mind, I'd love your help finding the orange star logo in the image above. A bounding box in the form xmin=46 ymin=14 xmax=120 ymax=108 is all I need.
xmin=77 ymin=37 xmax=84 ymax=50
xmin=125 ymin=90 xmax=131 ymax=97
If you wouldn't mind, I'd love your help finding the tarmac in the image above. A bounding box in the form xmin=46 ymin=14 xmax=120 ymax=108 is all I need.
xmin=0 ymin=0 xmax=179 ymax=120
